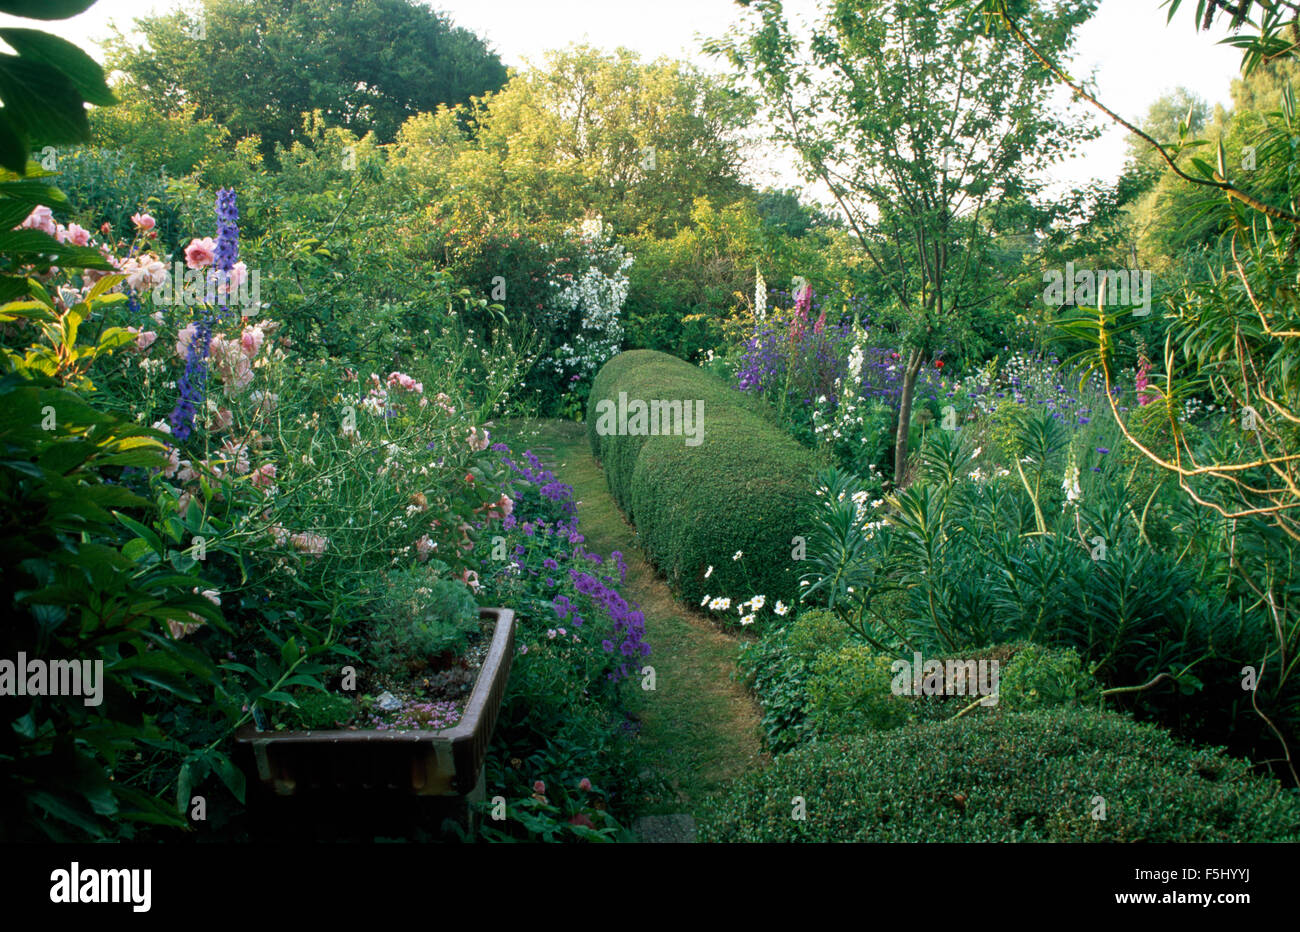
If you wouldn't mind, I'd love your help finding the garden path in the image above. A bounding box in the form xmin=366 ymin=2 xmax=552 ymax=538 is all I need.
xmin=502 ymin=419 xmax=768 ymax=827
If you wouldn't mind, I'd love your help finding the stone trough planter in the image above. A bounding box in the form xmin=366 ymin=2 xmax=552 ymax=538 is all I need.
xmin=234 ymin=607 xmax=515 ymax=799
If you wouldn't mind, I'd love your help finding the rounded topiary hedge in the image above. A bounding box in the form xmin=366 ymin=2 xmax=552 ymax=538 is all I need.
xmin=701 ymin=707 xmax=1300 ymax=842
xmin=587 ymin=349 xmax=819 ymax=608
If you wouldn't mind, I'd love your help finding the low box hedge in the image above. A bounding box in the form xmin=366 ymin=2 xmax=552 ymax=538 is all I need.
xmin=587 ymin=349 xmax=819 ymax=609
xmin=700 ymin=706 xmax=1300 ymax=842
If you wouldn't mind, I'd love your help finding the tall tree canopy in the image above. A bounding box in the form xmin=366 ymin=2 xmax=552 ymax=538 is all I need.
xmin=103 ymin=0 xmax=507 ymax=156
xmin=392 ymin=45 xmax=756 ymax=236
xmin=709 ymin=0 xmax=1099 ymax=481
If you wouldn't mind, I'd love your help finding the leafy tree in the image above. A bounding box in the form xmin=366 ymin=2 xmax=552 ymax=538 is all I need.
xmin=755 ymin=187 xmax=841 ymax=238
xmin=391 ymin=45 xmax=755 ymax=236
xmin=103 ymin=0 xmax=507 ymax=158
xmin=708 ymin=0 xmax=1100 ymax=482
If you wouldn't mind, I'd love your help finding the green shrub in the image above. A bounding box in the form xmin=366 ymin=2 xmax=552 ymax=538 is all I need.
xmin=999 ymin=644 xmax=1100 ymax=711
xmin=286 ymin=690 xmax=355 ymax=730
xmin=587 ymin=349 xmax=819 ymax=608
xmin=786 ymin=609 xmax=850 ymax=662
xmin=736 ymin=623 xmax=816 ymax=753
xmin=807 ymin=645 xmax=911 ymax=734
xmin=701 ymin=707 xmax=1300 ymax=842
xmin=368 ymin=566 xmax=481 ymax=675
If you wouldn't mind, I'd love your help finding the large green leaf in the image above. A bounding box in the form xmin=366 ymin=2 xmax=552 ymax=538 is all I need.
xmin=0 ymin=1 xmax=99 ymax=20
xmin=0 ymin=30 xmax=116 ymax=106
xmin=0 ymin=56 xmax=90 ymax=145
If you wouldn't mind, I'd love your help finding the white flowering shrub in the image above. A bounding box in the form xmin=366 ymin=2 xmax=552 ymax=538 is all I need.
xmin=545 ymin=219 xmax=634 ymax=389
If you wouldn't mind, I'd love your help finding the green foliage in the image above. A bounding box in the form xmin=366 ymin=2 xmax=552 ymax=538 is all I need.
xmin=394 ymin=45 xmax=754 ymax=238
xmin=0 ymin=0 xmax=116 ymax=173
xmin=621 ymin=196 xmax=850 ymax=360
xmin=104 ymin=0 xmax=507 ymax=159
xmin=736 ymin=610 xmax=854 ymax=752
xmin=735 ymin=626 xmax=815 ymax=753
xmin=368 ymin=566 xmax=481 ymax=675
xmin=711 ymin=0 xmax=1101 ymax=479
xmin=702 ymin=707 xmax=1300 ymax=842
xmin=807 ymin=644 xmax=914 ymax=734
xmin=786 ymin=608 xmax=850 ymax=662
xmin=998 ymin=644 xmax=1100 ymax=710
xmin=285 ymin=689 xmax=353 ymax=730
xmin=0 ymin=257 xmax=235 ymax=838
xmin=588 ymin=349 xmax=819 ymax=609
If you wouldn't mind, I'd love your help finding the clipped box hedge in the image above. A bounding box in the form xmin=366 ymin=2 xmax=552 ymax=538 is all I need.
xmin=587 ymin=349 xmax=818 ymax=608
xmin=701 ymin=707 xmax=1300 ymax=843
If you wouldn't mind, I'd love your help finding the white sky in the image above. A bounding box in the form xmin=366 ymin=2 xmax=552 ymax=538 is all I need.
xmin=6 ymin=0 xmax=1246 ymax=196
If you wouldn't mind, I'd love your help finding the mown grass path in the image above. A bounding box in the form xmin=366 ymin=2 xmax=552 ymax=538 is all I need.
xmin=501 ymin=418 xmax=767 ymax=816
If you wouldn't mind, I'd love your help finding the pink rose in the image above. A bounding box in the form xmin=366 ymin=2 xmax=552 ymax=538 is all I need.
xmin=132 ymin=212 xmax=157 ymax=231
xmin=239 ymin=326 xmax=263 ymax=359
xmin=184 ymin=236 xmax=218 ymax=270
xmin=175 ymin=322 xmax=199 ymax=359
xmin=59 ymin=223 xmax=91 ymax=246
xmin=251 ymin=463 xmax=276 ymax=489
xmin=19 ymin=205 xmax=55 ymax=236
xmin=133 ymin=329 xmax=157 ymax=352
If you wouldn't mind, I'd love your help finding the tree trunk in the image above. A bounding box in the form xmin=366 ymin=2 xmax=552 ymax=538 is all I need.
xmin=893 ymin=349 xmax=925 ymax=486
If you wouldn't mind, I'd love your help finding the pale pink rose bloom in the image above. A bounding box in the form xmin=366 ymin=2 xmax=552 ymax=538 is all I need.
xmin=134 ymin=330 xmax=157 ymax=352
xmin=57 ymin=223 xmax=91 ymax=246
xmin=184 ymin=236 xmax=218 ymax=270
xmin=227 ymin=261 xmax=248 ymax=289
xmin=222 ymin=357 xmax=255 ymax=396
xmin=386 ymin=371 xmax=422 ymax=393
xmin=177 ymin=460 xmax=198 ymax=483
xmin=251 ymin=463 xmax=276 ymax=489
xmin=467 ymin=426 xmax=490 ymax=452
xmin=123 ymin=253 xmax=167 ymax=291
xmin=239 ymin=326 xmax=263 ymax=359
xmin=19 ymin=205 xmax=55 ymax=236
xmin=175 ymin=323 xmax=199 ymax=359
xmin=131 ymin=212 xmax=157 ymax=231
